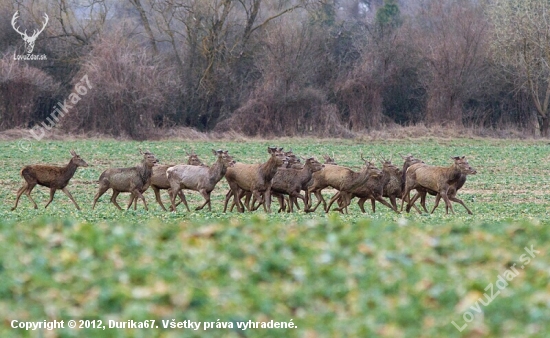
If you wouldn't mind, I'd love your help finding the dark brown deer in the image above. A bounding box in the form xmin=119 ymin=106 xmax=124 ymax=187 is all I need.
xmin=92 ymin=150 xmax=158 ymax=210
xmin=400 ymin=156 xmax=477 ymax=215
xmin=166 ymin=150 xmax=235 ymax=211
xmin=271 ymin=157 xmax=325 ymax=212
xmin=12 ymin=150 xmax=88 ymax=211
xmin=325 ymin=159 xmax=397 ymax=214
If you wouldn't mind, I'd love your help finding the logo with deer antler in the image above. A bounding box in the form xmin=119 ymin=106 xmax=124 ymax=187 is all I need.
xmin=11 ymin=11 xmax=48 ymax=54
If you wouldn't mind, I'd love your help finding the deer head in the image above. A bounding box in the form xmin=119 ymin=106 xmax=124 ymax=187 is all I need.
xmin=12 ymin=11 xmax=48 ymax=54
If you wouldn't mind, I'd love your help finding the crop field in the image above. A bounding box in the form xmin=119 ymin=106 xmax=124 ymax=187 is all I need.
xmin=1 ymin=138 xmax=549 ymax=337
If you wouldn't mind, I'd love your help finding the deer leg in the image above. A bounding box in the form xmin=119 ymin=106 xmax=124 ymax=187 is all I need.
xmin=357 ymin=197 xmax=368 ymax=213
xmin=110 ymin=191 xmax=123 ymax=210
xmin=306 ymin=188 xmax=322 ymax=212
xmin=126 ymin=192 xmax=136 ymax=210
xmin=406 ymin=191 xmax=422 ymax=213
xmin=263 ymin=187 xmax=272 ymax=213
xmin=337 ymin=192 xmax=352 ymax=213
xmin=293 ymin=193 xmax=305 ymax=212
xmin=402 ymin=195 xmax=422 ymax=214
xmin=376 ymin=196 xmax=398 ymax=213
xmin=24 ymin=183 xmax=39 ymax=209
xmin=418 ymin=192 xmax=429 ymax=213
xmin=168 ymin=181 xmax=181 ymax=212
xmin=430 ymin=194 xmax=442 ymax=214
xmin=131 ymin=189 xmax=148 ymax=211
xmin=178 ymin=190 xmax=190 ymax=212
xmin=195 ymin=189 xmax=210 ymax=211
xmin=11 ymin=184 xmax=28 ymax=211
xmin=232 ymin=185 xmax=245 ymax=213
xmin=92 ymin=183 xmax=110 ymax=209
xmin=223 ymin=189 xmax=232 ymax=213
xmin=152 ymin=186 xmax=167 ymax=211
xmin=62 ymin=187 xmax=81 ymax=210
xmin=448 ymin=196 xmax=473 ymax=214
xmin=438 ymin=190 xmax=454 ymax=215
xmin=390 ymin=196 xmax=398 ymax=211
xmin=325 ymin=191 xmax=341 ymax=213
xmin=400 ymin=187 xmax=412 ymax=212
xmin=44 ymin=187 xmax=57 ymax=209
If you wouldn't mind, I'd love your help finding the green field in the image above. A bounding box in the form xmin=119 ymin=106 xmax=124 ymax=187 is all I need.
xmin=1 ymin=138 xmax=549 ymax=337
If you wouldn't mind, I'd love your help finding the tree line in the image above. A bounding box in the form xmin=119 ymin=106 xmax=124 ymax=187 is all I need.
xmin=0 ymin=0 xmax=548 ymax=139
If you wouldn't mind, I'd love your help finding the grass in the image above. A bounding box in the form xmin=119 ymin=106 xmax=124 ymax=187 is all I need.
xmin=0 ymin=138 xmax=549 ymax=337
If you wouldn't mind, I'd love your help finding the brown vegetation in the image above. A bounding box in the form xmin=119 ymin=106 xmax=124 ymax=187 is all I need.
xmin=0 ymin=0 xmax=543 ymax=139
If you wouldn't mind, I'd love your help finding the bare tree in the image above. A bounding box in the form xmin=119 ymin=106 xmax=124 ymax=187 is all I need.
xmin=488 ymin=0 xmax=550 ymax=136
xmin=67 ymin=32 xmax=179 ymax=139
xmin=410 ymin=0 xmax=489 ymax=125
xmin=0 ymin=54 xmax=59 ymax=130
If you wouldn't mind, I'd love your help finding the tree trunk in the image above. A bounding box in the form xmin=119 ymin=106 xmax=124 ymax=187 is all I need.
xmin=540 ymin=115 xmax=549 ymax=137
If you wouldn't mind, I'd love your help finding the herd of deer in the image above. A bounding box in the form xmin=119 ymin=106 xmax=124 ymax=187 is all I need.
xmin=10 ymin=147 xmax=477 ymax=215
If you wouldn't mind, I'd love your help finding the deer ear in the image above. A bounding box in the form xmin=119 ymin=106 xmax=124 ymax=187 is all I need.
xmin=70 ymin=149 xmax=76 ymax=156
xmin=212 ymin=149 xmax=217 ymax=155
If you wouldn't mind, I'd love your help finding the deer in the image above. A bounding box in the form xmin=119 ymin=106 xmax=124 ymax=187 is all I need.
xmin=11 ymin=11 xmax=48 ymax=54
xmin=166 ymin=150 xmax=235 ymax=211
xmin=351 ymin=155 xmax=424 ymax=214
xmin=92 ymin=150 xmax=158 ymax=211
xmin=233 ymin=149 xmax=302 ymax=213
xmin=303 ymin=154 xmax=338 ymax=211
xmin=405 ymin=160 xmax=477 ymax=214
xmin=325 ymin=160 xmax=384 ymax=213
xmin=271 ymin=157 xmax=325 ymax=212
xmin=223 ymin=147 xmax=288 ymax=213
xmin=11 ymin=150 xmax=88 ymax=211
xmin=305 ymin=154 xmax=379 ymax=213
xmin=129 ymin=150 xmax=206 ymax=211
xmin=400 ymin=156 xmax=477 ymax=215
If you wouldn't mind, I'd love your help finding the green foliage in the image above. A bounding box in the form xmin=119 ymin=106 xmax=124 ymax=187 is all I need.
xmin=375 ymin=0 xmax=402 ymax=31
xmin=1 ymin=138 xmax=550 ymax=337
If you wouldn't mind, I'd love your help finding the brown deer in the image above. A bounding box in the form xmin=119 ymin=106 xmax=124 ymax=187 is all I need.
xmin=400 ymin=156 xmax=477 ymax=215
xmin=92 ymin=150 xmax=158 ymax=210
xmin=166 ymin=150 xmax=235 ymax=211
xmin=12 ymin=150 xmax=88 ymax=211
xmin=325 ymin=159 xmax=397 ymax=214
xmin=223 ymin=147 xmax=288 ymax=213
xmin=271 ymin=157 xmax=325 ymax=212
xmin=406 ymin=161 xmax=477 ymax=214
xmin=303 ymin=154 xmax=338 ymax=211
xmin=129 ymin=150 xmax=206 ymax=211
xmin=306 ymin=154 xmax=379 ymax=213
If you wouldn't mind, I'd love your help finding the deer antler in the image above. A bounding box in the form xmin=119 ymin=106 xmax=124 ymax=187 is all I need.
xmin=11 ymin=12 xmax=26 ymax=37
xmin=31 ymin=13 xmax=48 ymax=38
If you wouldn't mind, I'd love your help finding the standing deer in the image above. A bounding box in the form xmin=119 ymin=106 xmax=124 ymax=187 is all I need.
xmin=11 ymin=150 xmax=88 ymax=210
